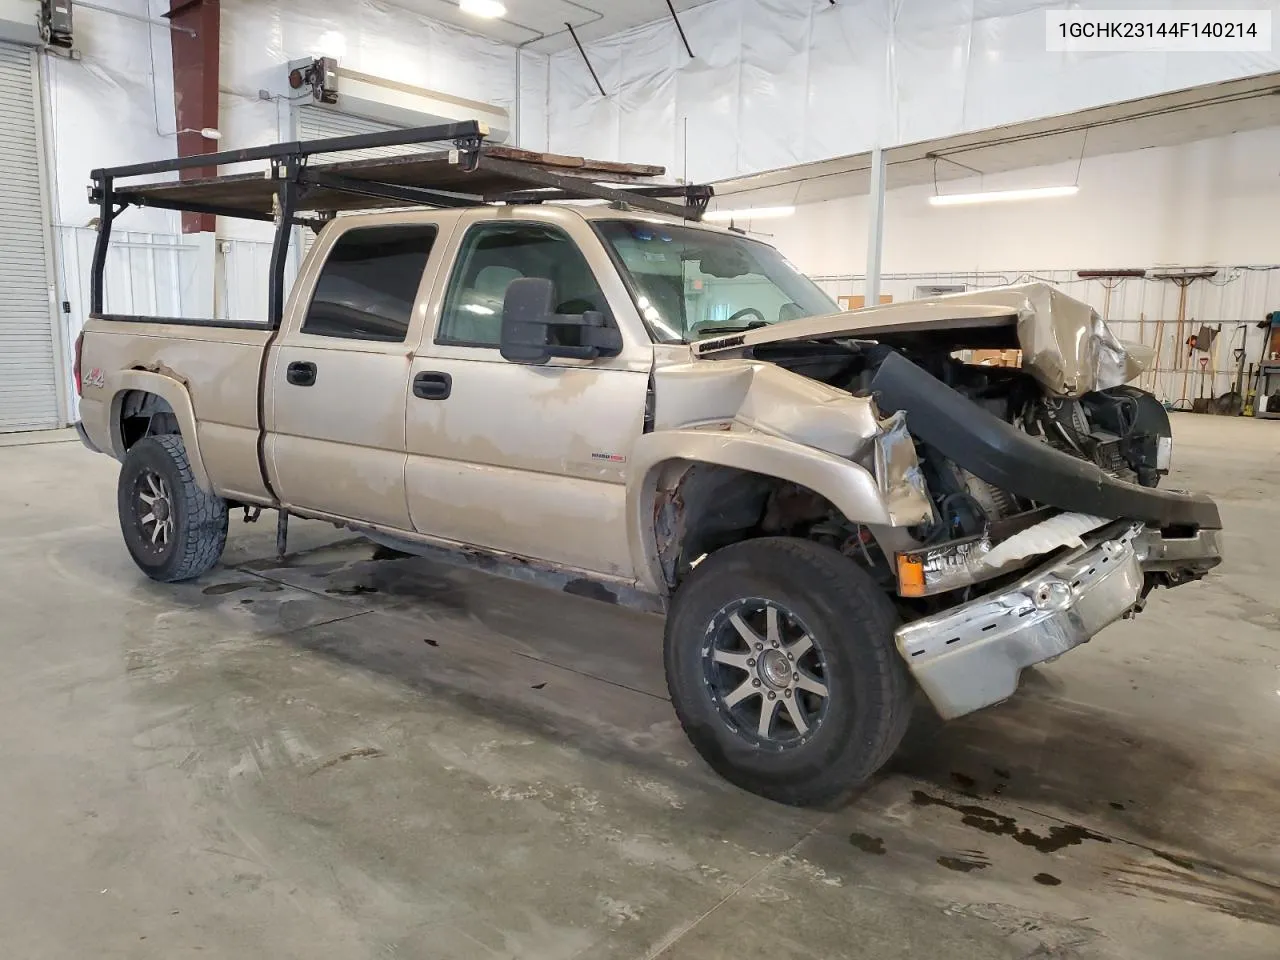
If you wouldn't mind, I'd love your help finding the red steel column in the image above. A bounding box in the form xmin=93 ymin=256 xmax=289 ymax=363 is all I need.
xmin=168 ymin=0 xmax=220 ymax=234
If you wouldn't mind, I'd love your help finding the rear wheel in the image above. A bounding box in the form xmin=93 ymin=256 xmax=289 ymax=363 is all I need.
xmin=117 ymin=435 xmax=227 ymax=582
xmin=664 ymin=537 xmax=913 ymax=807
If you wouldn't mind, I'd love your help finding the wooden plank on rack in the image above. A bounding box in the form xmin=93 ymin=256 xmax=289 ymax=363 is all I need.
xmin=484 ymin=144 xmax=666 ymax=177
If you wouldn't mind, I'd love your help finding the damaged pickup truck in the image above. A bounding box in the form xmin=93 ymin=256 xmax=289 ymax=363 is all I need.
xmin=74 ymin=127 xmax=1221 ymax=806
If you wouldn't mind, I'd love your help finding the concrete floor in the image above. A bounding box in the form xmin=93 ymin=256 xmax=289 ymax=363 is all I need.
xmin=1 ymin=415 xmax=1277 ymax=959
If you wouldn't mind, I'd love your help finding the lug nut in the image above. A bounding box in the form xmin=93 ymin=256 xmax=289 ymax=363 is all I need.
xmin=747 ymin=658 xmax=756 ymax=667
xmin=752 ymin=679 xmax=761 ymax=687
xmin=784 ymin=689 xmax=792 ymax=698
xmin=787 ymin=653 xmax=794 ymax=661
xmin=767 ymin=691 xmax=776 ymax=700
xmin=755 ymin=643 xmax=764 ymax=651
xmin=793 ymin=672 xmax=800 ymax=681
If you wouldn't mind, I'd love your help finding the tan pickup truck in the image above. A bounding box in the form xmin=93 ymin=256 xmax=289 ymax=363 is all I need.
xmin=74 ymin=128 xmax=1222 ymax=806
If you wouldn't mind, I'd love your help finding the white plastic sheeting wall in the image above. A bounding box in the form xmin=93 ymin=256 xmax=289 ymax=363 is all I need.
xmin=542 ymin=0 xmax=1280 ymax=182
xmin=43 ymin=0 xmax=184 ymax=420
xmin=219 ymin=0 xmax=516 ymax=156
xmin=518 ymin=49 xmax=550 ymax=151
xmin=45 ymin=1 xmax=179 ymax=232
xmin=49 ymin=0 xmax=519 ymax=239
xmin=50 ymin=0 xmax=522 ymax=229
xmin=47 ymin=0 xmax=524 ymax=416
xmin=218 ymin=0 xmax=517 ymax=239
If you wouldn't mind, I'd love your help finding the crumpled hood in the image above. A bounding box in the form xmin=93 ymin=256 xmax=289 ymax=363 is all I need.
xmin=693 ymin=282 xmax=1148 ymax=398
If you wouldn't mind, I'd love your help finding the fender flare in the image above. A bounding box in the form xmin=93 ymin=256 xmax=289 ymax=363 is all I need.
xmin=108 ymin=370 xmax=213 ymax=493
xmin=625 ymin=428 xmax=912 ymax=595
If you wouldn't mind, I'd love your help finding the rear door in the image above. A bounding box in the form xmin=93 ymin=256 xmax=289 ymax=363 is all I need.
xmin=265 ymin=215 xmax=455 ymax=529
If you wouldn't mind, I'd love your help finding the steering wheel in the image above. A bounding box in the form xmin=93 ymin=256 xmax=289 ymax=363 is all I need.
xmin=726 ymin=306 xmax=767 ymax=325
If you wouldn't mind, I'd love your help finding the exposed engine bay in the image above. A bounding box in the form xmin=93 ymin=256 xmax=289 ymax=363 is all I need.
xmin=672 ymin=283 xmax=1220 ymax=601
xmin=660 ymin=282 xmax=1222 ymax=728
xmin=750 ymin=338 xmax=1172 ymax=547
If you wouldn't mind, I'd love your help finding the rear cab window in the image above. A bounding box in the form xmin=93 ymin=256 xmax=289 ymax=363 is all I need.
xmin=302 ymin=224 xmax=439 ymax=343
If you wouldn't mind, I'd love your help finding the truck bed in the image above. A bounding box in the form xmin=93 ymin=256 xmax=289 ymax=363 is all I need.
xmin=78 ymin=320 xmax=273 ymax=503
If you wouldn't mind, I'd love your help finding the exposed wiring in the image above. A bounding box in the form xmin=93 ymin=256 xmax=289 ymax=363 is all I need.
xmin=239 ymin=88 xmax=316 ymax=103
xmin=76 ymin=0 xmax=195 ymax=36
xmin=930 ymin=153 xmax=986 ymax=197
xmin=39 ymin=53 xmax=75 ymax=320
xmin=145 ymin=11 xmax=169 ymax=138
xmin=931 ymin=154 xmax=984 ymax=177
xmin=1073 ymin=126 xmax=1089 ymax=185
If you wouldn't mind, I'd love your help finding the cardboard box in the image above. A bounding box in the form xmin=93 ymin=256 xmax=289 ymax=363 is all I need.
xmin=838 ymin=295 xmax=893 ymax=311
xmin=971 ymin=349 xmax=1022 ymax=368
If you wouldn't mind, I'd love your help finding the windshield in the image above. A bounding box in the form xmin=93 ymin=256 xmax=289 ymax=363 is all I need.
xmin=595 ymin=220 xmax=837 ymax=343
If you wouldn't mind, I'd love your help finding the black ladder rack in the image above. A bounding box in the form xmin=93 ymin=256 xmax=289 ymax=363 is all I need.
xmin=88 ymin=120 xmax=712 ymax=328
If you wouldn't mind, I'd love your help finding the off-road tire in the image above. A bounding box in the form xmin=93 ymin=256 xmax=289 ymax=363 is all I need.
xmin=664 ymin=537 xmax=913 ymax=807
xmin=117 ymin=435 xmax=228 ymax=582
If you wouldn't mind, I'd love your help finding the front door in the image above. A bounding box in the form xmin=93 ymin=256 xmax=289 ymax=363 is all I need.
xmin=266 ymin=219 xmax=451 ymax=530
xmin=405 ymin=215 xmax=651 ymax=579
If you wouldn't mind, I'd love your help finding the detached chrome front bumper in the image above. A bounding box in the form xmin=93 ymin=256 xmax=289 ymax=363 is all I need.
xmin=896 ymin=524 xmax=1145 ymax=720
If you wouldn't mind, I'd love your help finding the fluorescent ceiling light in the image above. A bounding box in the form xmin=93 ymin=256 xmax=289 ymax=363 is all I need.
xmin=459 ymin=0 xmax=506 ymax=17
xmin=929 ymin=185 xmax=1079 ymax=206
xmin=703 ymin=205 xmax=795 ymax=222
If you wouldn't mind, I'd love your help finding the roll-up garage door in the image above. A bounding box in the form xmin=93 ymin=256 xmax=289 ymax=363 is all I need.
xmin=297 ymin=105 xmax=422 ymax=163
xmin=0 ymin=42 xmax=58 ymax=433
xmin=295 ymin=106 xmax=430 ymax=256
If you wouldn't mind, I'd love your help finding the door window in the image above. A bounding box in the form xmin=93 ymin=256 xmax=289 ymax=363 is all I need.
xmin=301 ymin=224 xmax=438 ymax=342
xmin=436 ymin=222 xmax=610 ymax=347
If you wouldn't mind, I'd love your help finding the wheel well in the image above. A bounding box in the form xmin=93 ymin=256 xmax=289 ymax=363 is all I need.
xmin=653 ymin=463 xmax=889 ymax=590
xmin=118 ymin=390 xmax=181 ymax=451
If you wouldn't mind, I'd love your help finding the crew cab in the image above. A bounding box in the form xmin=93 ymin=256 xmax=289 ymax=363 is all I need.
xmin=74 ymin=127 xmax=1222 ymax=806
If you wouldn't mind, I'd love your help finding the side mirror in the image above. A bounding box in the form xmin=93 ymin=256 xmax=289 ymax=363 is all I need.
xmin=499 ymin=277 xmax=623 ymax=365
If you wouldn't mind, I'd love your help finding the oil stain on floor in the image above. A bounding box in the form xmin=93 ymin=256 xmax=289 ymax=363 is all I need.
xmin=911 ymin=790 xmax=1113 ymax=854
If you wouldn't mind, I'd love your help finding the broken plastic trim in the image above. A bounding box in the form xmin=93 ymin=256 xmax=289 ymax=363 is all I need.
xmin=894 ymin=511 xmax=1114 ymax=598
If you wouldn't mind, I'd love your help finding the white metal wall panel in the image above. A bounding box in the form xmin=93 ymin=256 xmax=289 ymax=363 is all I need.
xmin=0 ymin=41 xmax=57 ymax=433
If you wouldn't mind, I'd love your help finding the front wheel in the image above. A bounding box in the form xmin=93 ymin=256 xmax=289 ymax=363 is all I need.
xmin=664 ymin=537 xmax=913 ymax=807
xmin=117 ymin=435 xmax=228 ymax=582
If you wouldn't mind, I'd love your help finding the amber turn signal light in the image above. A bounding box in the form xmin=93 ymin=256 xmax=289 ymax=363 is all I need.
xmin=896 ymin=553 xmax=926 ymax=598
